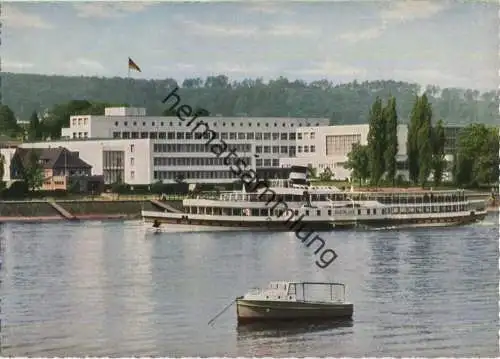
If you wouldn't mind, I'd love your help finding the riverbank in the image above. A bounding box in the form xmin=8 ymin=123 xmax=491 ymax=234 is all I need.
xmin=0 ymin=195 xmax=496 ymax=223
xmin=0 ymin=199 xmax=183 ymax=223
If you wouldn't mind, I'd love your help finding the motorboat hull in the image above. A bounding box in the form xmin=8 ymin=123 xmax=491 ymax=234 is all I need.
xmin=235 ymin=298 xmax=353 ymax=323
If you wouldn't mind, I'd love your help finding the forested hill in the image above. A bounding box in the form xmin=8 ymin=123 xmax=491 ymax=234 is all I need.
xmin=3 ymin=72 xmax=498 ymax=125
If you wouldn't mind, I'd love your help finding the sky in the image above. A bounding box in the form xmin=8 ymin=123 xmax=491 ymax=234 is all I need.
xmin=2 ymin=0 xmax=498 ymax=91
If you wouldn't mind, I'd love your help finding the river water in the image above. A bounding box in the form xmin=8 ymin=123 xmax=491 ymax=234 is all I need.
xmin=1 ymin=215 xmax=498 ymax=357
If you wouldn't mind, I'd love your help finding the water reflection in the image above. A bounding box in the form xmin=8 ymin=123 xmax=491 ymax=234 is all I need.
xmin=367 ymin=232 xmax=402 ymax=300
xmin=236 ymin=319 xmax=354 ymax=339
xmin=235 ymin=319 xmax=355 ymax=357
xmin=1 ymin=216 xmax=498 ymax=357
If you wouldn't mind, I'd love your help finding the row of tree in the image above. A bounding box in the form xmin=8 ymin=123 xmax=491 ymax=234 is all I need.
xmin=344 ymin=97 xmax=402 ymax=187
xmin=453 ymin=124 xmax=499 ymax=187
xmin=407 ymin=94 xmax=446 ymax=186
xmin=1 ymin=73 xmax=498 ymax=139
xmin=366 ymin=96 xmax=399 ymax=186
xmin=0 ymin=150 xmax=46 ymax=193
xmin=0 ymin=100 xmax=126 ymax=141
xmin=345 ymin=95 xmax=499 ymax=188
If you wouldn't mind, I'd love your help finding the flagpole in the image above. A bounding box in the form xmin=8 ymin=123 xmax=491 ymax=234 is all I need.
xmin=127 ymin=60 xmax=131 ymax=107
xmin=127 ymin=57 xmax=141 ymax=108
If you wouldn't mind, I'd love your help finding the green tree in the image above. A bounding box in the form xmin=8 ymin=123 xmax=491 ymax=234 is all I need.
xmin=175 ymin=173 xmax=186 ymax=183
xmin=0 ymin=105 xmax=20 ymax=138
xmin=43 ymin=100 xmax=92 ymax=139
xmin=431 ymin=119 xmax=446 ymax=186
xmin=27 ymin=111 xmax=43 ymax=141
xmin=384 ymin=97 xmax=398 ymax=185
xmin=417 ymin=94 xmax=433 ymax=187
xmin=2 ymin=73 xmax=499 ymax=126
xmin=451 ymin=149 xmax=459 ymax=185
xmin=319 ymin=167 xmax=333 ymax=181
xmin=307 ymin=164 xmax=317 ymax=179
xmin=407 ymin=96 xmax=422 ymax=183
xmin=150 ymin=180 xmax=164 ymax=194
xmin=475 ymin=128 xmax=499 ymax=185
xmin=111 ymin=181 xmax=129 ymax=199
xmin=417 ymin=119 xmax=432 ymax=187
xmin=407 ymin=94 xmax=435 ymax=187
xmin=455 ymin=124 xmax=499 ymax=187
xmin=345 ymin=143 xmax=370 ymax=186
xmin=0 ymin=153 xmax=5 ymax=190
xmin=43 ymin=100 xmax=126 ymax=139
xmin=22 ymin=150 xmax=44 ymax=191
xmin=367 ymin=97 xmax=386 ymax=186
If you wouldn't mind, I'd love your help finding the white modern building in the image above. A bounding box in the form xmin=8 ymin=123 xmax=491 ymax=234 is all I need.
xmin=20 ymin=107 xmax=330 ymax=184
xmin=279 ymin=124 xmax=409 ymax=181
xmin=13 ymin=138 xmax=153 ymax=185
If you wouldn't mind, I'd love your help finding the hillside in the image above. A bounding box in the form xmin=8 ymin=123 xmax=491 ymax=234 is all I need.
xmin=2 ymin=72 xmax=498 ymax=125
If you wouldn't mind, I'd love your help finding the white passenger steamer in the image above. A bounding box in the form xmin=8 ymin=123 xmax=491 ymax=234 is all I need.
xmin=142 ymin=166 xmax=488 ymax=232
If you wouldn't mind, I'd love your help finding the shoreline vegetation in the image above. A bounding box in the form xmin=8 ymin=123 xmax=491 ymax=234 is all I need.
xmin=0 ymin=76 xmax=497 ymax=224
xmin=3 ymin=74 xmax=498 ymax=129
xmin=0 ymin=198 xmax=183 ymax=223
xmin=0 ymin=187 xmax=496 ymax=223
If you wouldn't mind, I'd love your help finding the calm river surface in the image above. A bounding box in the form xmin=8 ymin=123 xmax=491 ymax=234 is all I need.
xmin=1 ymin=215 xmax=498 ymax=357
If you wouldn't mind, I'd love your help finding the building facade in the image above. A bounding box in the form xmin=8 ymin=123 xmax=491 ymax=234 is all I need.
xmin=13 ymin=106 xmax=467 ymax=185
xmin=16 ymin=139 xmax=153 ymax=185
xmin=1 ymin=146 xmax=102 ymax=192
xmin=279 ymin=124 xmax=409 ymax=180
xmin=279 ymin=124 xmax=468 ymax=182
xmin=32 ymin=107 xmax=330 ymax=184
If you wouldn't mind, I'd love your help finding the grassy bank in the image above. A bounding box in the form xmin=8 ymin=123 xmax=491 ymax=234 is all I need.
xmin=60 ymin=200 xmax=157 ymax=219
xmin=0 ymin=201 xmax=61 ymax=217
xmin=0 ymin=185 xmax=494 ymax=223
xmin=0 ymin=199 xmax=184 ymax=221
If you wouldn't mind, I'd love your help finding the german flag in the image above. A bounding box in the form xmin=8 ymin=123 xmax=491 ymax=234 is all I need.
xmin=128 ymin=57 xmax=141 ymax=72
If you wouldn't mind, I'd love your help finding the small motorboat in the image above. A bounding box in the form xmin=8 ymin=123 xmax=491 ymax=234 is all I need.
xmin=235 ymin=281 xmax=353 ymax=324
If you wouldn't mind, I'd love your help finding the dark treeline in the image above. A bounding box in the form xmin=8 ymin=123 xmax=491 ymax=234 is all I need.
xmin=3 ymin=72 xmax=498 ymax=129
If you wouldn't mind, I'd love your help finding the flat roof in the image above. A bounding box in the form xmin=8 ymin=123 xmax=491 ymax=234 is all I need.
xmin=22 ymin=137 xmax=151 ymax=144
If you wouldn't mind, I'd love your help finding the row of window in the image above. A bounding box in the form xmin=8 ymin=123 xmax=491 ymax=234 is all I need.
xmin=44 ymin=180 xmax=65 ymax=186
xmin=297 ymin=145 xmax=316 ymax=153
xmin=151 ymin=156 xmax=280 ymax=168
xmin=256 ymin=159 xmax=280 ymax=167
xmin=72 ymin=132 xmax=88 ymax=139
xmin=298 ymin=132 xmax=315 ymax=140
xmin=153 ymin=143 xmax=253 ymax=153
xmin=325 ymin=134 xmax=362 ymax=156
xmin=112 ymin=131 xmax=300 ymax=141
xmin=113 ymin=120 xmax=322 ymax=128
xmin=153 ymin=156 xmax=252 ymax=167
xmin=256 ymin=146 xmax=292 ymax=154
xmin=153 ymin=170 xmax=240 ymax=180
xmin=72 ymin=118 xmax=88 ymax=126
xmin=183 ymin=204 xmax=469 ymax=217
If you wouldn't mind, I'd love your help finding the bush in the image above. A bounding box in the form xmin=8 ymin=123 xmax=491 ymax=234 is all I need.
xmin=37 ymin=189 xmax=68 ymax=198
xmin=1 ymin=181 xmax=29 ymax=199
xmin=395 ymin=174 xmax=406 ymax=186
xmin=106 ymin=181 xmax=250 ymax=196
xmin=111 ymin=183 xmax=130 ymax=194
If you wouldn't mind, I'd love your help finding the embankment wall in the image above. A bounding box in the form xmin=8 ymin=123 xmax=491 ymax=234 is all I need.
xmin=0 ymin=200 xmax=184 ymax=222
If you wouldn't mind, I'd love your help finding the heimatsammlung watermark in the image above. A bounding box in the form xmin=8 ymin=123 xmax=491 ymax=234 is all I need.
xmin=161 ymin=87 xmax=338 ymax=270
